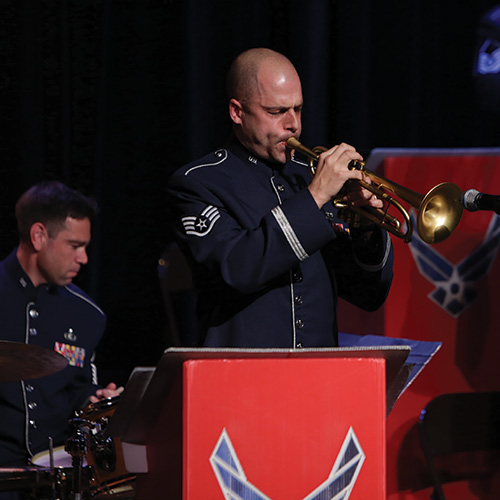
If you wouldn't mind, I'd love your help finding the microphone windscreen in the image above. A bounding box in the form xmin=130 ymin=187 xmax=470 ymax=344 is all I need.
xmin=462 ymin=189 xmax=480 ymax=211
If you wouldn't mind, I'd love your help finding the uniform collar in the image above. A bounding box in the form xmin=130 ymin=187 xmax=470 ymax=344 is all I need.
xmin=3 ymin=249 xmax=54 ymax=301
xmin=224 ymin=135 xmax=287 ymax=174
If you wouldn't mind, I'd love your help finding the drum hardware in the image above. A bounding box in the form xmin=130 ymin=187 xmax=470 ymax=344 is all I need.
xmin=89 ymin=425 xmax=117 ymax=474
xmin=286 ymin=137 xmax=464 ymax=244
xmin=65 ymin=418 xmax=92 ymax=500
xmin=48 ymin=436 xmax=60 ymax=500
xmin=43 ymin=467 xmax=74 ymax=500
xmin=1 ymin=397 xmax=135 ymax=499
xmin=80 ymin=399 xmax=118 ymax=476
xmin=0 ymin=460 xmax=91 ymax=500
xmin=78 ymin=396 xmax=136 ymax=499
xmin=0 ymin=467 xmax=72 ymax=499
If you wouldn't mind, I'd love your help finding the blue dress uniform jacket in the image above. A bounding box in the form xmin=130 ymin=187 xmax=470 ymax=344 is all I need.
xmin=167 ymin=139 xmax=393 ymax=348
xmin=0 ymin=250 xmax=106 ymax=466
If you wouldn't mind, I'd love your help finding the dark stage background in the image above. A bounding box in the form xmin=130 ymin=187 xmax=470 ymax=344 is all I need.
xmin=1 ymin=0 xmax=499 ymax=387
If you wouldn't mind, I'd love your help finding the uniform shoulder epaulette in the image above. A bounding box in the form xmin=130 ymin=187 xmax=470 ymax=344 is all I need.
xmin=185 ymin=149 xmax=229 ymax=176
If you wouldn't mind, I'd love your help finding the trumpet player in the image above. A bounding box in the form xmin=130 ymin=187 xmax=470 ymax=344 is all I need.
xmin=167 ymin=47 xmax=393 ymax=348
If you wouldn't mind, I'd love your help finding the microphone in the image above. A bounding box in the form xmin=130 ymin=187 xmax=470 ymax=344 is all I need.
xmin=462 ymin=189 xmax=500 ymax=214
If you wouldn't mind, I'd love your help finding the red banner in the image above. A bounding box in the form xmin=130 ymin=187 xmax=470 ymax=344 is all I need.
xmin=382 ymin=154 xmax=500 ymax=499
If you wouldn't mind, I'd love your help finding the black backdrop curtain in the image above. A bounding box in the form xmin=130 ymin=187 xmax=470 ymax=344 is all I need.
xmin=1 ymin=0 xmax=499 ymax=385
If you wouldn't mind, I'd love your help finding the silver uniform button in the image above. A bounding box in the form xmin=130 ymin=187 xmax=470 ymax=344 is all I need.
xmin=29 ymin=420 xmax=37 ymax=428
xmin=295 ymin=319 xmax=304 ymax=329
xmin=28 ymin=402 xmax=37 ymax=410
xmin=29 ymin=309 xmax=39 ymax=318
xmin=25 ymin=385 xmax=34 ymax=392
xmin=29 ymin=328 xmax=37 ymax=336
xmin=296 ymin=342 xmax=304 ymax=348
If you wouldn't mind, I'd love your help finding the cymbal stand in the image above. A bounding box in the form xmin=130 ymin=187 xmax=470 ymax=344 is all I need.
xmin=48 ymin=437 xmax=59 ymax=500
xmin=65 ymin=418 xmax=90 ymax=500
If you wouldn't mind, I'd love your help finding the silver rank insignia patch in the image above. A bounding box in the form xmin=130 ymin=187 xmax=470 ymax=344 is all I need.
xmin=182 ymin=205 xmax=221 ymax=237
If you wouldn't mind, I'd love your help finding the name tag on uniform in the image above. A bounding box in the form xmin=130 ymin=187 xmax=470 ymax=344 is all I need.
xmin=54 ymin=342 xmax=86 ymax=368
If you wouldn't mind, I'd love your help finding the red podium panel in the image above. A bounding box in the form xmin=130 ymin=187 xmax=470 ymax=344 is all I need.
xmin=122 ymin=348 xmax=409 ymax=500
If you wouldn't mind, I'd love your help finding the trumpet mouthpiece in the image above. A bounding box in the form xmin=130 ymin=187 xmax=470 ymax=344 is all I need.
xmin=286 ymin=137 xmax=301 ymax=149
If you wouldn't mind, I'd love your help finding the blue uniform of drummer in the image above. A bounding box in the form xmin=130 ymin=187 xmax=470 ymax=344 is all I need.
xmin=0 ymin=181 xmax=122 ymax=471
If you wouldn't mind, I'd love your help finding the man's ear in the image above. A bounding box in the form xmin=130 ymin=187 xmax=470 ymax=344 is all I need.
xmin=229 ymin=98 xmax=244 ymax=125
xmin=30 ymin=222 xmax=48 ymax=252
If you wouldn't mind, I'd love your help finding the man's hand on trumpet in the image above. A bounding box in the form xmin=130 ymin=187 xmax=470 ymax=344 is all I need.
xmin=307 ymin=142 xmax=382 ymax=210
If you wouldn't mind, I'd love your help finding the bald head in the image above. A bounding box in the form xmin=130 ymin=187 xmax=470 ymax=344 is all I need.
xmin=226 ymin=48 xmax=303 ymax=164
xmin=226 ymin=48 xmax=299 ymax=104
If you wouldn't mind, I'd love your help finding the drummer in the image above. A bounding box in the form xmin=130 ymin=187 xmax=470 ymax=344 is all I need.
xmin=0 ymin=182 xmax=122 ymax=480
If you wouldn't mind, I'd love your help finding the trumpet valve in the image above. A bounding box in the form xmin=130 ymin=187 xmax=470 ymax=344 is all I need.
xmin=348 ymin=159 xmax=365 ymax=171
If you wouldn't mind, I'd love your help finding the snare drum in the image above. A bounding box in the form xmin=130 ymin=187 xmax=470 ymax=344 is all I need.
xmin=79 ymin=396 xmax=136 ymax=498
xmin=0 ymin=465 xmax=82 ymax=499
xmin=32 ymin=445 xmax=87 ymax=469
xmin=0 ymin=466 xmax=53 ymax=491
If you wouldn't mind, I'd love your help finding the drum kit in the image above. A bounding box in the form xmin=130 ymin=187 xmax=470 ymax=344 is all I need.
xmin=0 ymin=341 xmax=136 ymax=499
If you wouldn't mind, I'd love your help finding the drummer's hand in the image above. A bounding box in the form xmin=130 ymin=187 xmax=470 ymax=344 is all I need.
xmin=89 ymin=382 xmax=124 ymax=403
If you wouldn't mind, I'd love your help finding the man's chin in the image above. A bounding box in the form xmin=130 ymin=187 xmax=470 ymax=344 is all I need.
xmin=271 ymin=149 xmax=288 ymax=165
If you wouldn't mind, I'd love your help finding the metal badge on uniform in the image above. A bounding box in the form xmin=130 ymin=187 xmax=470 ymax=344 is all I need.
xmin=54 ymin=342 xmax=86 ymax=368
xmin=64 ymin=328 xmax=77 ymax=342
xmin=181 ymin=205 xmax=221 ymax=237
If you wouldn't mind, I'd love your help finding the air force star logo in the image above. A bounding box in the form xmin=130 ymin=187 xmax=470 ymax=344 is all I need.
xmin=210 ymin=427 xmax=365 ymax=500
xmin=477 ymin=38 xmax=500 ymax=75
xmin=181 ymin=205 xmax=220 ymax=237
xmin=409 ymin=210 xmax=500 ymax=317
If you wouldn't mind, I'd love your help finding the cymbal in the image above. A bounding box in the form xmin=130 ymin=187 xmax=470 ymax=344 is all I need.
xmin=0 ymin=341 xmax=68 ymax=383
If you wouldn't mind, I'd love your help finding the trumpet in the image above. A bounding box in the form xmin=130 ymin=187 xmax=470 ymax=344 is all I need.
xmin=286 ymin=137 xmax=463 ymax=244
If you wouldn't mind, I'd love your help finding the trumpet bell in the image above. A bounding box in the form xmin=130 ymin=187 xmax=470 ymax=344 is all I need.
xmin=418 ymin=182 xmax=463 ymax=244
